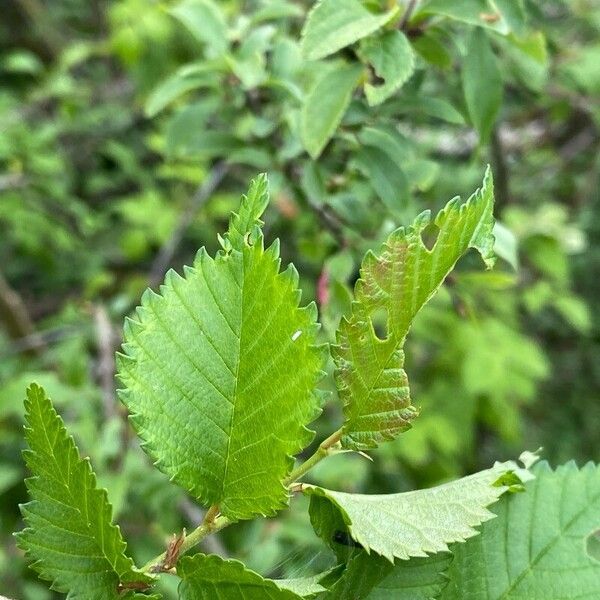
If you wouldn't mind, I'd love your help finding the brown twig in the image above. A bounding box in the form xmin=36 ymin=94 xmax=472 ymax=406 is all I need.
xmin=399 ymin=0 xmax=419 ymax=30
xmin=490 ymin=126 xmax=511 ymax=208
xmin=179 ymin=497 xmax=229 ymax=557
xmin=149 ymin=162 xmax=229 ymax=288
xmin=92 ymin=304 xmax=118 ymax=420
xmin=0 ymin=270 xmax=44 ymax=356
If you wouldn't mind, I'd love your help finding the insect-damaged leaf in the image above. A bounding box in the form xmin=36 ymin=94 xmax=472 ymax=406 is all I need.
xmin=333 ymin=169 xmax=495 ymax=450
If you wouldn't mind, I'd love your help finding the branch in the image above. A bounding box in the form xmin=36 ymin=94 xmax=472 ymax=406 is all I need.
xmin=399 ymin=0 xmax=419 ymax=30
xmin=92 ymin=304 xmax=119 ymax=420
xmin=283 ymin=428 xmax=343 ymax=486
xmin=149 ymin=162 xmax=229 ymax=288
xmin=490 ymin=126 xmax=511 ymax=208
xmin=140 ymin=428 xmax=344 ymax=574
xmin=0 ymin=270 xmax=44 ymax=356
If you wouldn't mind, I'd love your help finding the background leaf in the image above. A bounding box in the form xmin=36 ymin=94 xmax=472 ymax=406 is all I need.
xmin=462 ymin=28 xmax=503 ymax=143
xmin=301 ymin=63 xmax=363 ymax=158
xmin=170 ymin=0 xmax=228 ymax=57
xmin=301 ymin=0 xmax=397 ymax=61
xmin=359 ymin=30 xmax=415 ymax=106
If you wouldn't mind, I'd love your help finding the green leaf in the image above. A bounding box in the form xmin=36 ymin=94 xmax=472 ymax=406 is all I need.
xmin=359 ymin=30 xmax=415 ymax=106
xmin=364 ymin=553 xmax=451 ymax=599
xmin=177 ymin=554 xmax=306 ymax=599
xmin=145 ymin=63 xmax=221 ymax=117
xmin=353 ymin=146 xmax=410 ymax=217
xmin=16 ymin=384 xmax=152 ymax=600
xmin=166 ymin=98 xmax=220 ymax=157
xmin=301 ymin=0 xmax=398 ymax=61
xmin=462 ymin=28 xmax=503 ymax=143
xmin=493 ymin=221 xmax=519 ymax=270
xmin=411 ymin=31 xmax=452 ymax=69
xmin=384 ymin=96 xmax=465 ymax=124
xmin=306 ymin=460 xmax=522 ymax=562
xmin=275 ymin=575 xmax=328 ymax=598
xmin=0 ymin=463 xmax=20 ymax=495
xmin=440 ymin=461 xmax=600 ymax=599
xmin=333 ymin=169 xmax=495 ymax=450
xmin=117 ymin=176 xmax=324 ymax=520
xmin=418 ymin=0 xmax=521 ymax=35
xmin=321 ymin=551 xmax=451 ymax=599
xmin=301 ymin=63 xmax=363 ymax=159
xmin=171 ymin=0 xmax=228 ymax=57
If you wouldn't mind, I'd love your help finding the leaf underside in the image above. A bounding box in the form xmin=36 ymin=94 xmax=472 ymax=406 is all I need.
xmin=118 ymin=175 xmax=325 ymax=520
xmin=333 ymin=168 xmax=495 ymax=450
xmin=17 ymin=384 xmax=152 ymax=600
xmin=440 ymin=461 xmax=600 ymax=599
xmin=307 ymin=460 xmax=519 ymax=562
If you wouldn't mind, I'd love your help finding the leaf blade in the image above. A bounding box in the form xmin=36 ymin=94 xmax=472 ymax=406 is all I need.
xmin=306 ymin=460 xmax=522 ymax=562
xmin=178 ymin=554 xmax=306 ymax=599
xmin=118 ymin=177 xmax=325 ymax=520
xmin=301 ymin=0 xmax=397 ymax=61
xmin=334 ymin=169 xmax=495 ymax=450
xmin=462 ymin=27 xmax=503 ymax=144
xmin=359 ymin=30 xmax=415 ymax=106
xmin=440 ymin=461 xmax=600 ymax=598
xmin=16 ymin=384 xmax=151 ymax=600
xmin=301 ymin=62 xmax=363 ymax=159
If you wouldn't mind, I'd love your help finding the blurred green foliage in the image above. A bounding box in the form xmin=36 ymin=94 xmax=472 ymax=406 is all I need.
xmin=0 ymin=0 xmax=598 ymax=598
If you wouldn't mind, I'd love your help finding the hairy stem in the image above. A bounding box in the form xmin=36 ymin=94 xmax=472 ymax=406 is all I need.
xmin=399 ymin=0 xmax=419 ymax=30
xmin=284 ymin=428 xmax=343 ymax=486
xmin=141 ymin=514 xmax=231 ymax=574
xmin=139 ymin=429 xmax=343 ymax=575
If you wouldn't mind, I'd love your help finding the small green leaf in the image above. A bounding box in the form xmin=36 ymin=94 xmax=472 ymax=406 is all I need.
xmin=359 ymin=30 xmax=415 ymax=106
xmin=301 ymin=0 xmax=397 ymax=61
xmin=171 ymin=0 xmax=228 ymax=57
xmin=306 ymin=460 xmax=522 ymax=561
xmin=353 ymin=146 xmax=410 ymax=216
xmin=418 ymin=0 xmax=518 ymax=35
xmin=411 ymin=31 xmax=452 ymax=69
xmin=440 ymin=461 xmax=600 ymax=599
xmin=178 ymin=554 xmax=305 ymax=599
xmin=118 ymin=176 xmax=325 ymax=520
xmin=462 ymin=28 xmax=503 ymax=143
xmin=493 ymin=221 xmax=519 ymax=270
xmin=333 ymin=169 xmax=495 ymax=450
xmin=385 ymin=95 xmax=465 ymax=124
xmin=145 ymin=63 xmax=220 ymax=117
xmin=166 ymin=98 xmax=220 ymax=157
xmin=301 ymin=62 xmax=363 ymax=158
xmin=16 ymin=384 xmax=152 ymax=600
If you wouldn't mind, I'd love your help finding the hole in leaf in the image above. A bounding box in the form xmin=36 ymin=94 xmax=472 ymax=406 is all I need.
xmin=420 ymin=221 xmax=440 ymax=251
xmin=586 ymin=529 xmax=600 ymax=563
xmin=371 ymin=307 xmax=388 ymax=341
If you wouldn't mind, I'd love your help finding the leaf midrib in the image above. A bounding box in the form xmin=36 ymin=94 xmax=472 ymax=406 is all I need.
xmin=498 ymin=485 xmax=600 ymax=598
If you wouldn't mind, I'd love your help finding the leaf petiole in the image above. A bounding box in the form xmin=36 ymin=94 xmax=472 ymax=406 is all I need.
xmin=284 ymin=428 xmax=344 ymax=486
